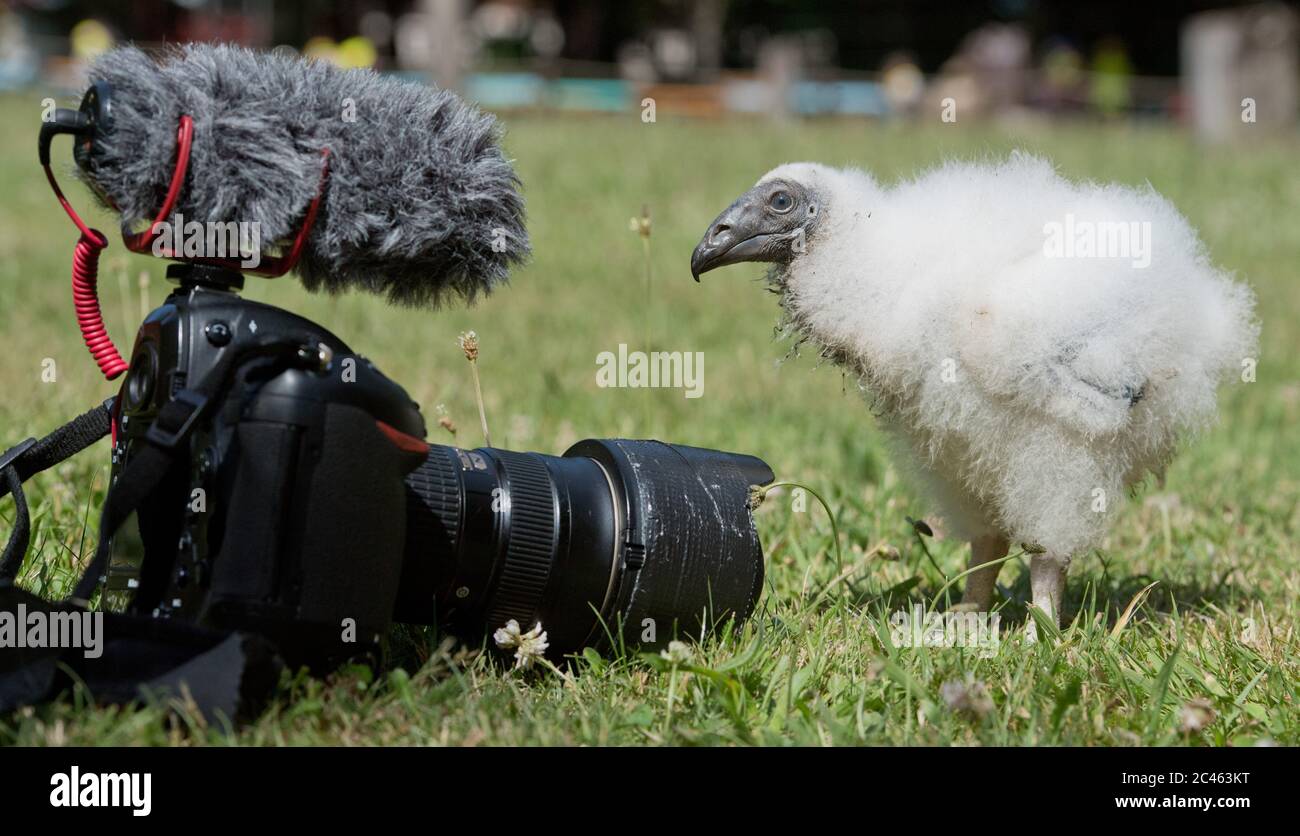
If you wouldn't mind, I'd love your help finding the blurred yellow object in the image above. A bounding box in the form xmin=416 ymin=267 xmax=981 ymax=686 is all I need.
xmin=337 ymin=36 xmax=378 ymax=69
xmin=303 ymin=36 xmax=338 ymax=64
xmin=882 ymin=61 xmax=925 ymax=111
xmin=302 ymin=36 xmax=376 ymax=69
xmin=70 ymin=19 xmax=113 ymax=60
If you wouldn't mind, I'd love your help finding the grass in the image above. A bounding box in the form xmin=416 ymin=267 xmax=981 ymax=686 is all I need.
xmin=0 ymin=93 xmax=1297 ymax=745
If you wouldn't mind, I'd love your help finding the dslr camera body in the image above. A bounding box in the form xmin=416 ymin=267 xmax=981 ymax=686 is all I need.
xmin=106 ymin=263 xmax=428 ymax=665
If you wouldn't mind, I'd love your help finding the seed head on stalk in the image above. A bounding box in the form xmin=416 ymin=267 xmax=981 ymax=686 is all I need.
xmin=630 ymin=205 xmax=654 ymax=430
xmin=458 ymin=330 xmax=491 ymax=447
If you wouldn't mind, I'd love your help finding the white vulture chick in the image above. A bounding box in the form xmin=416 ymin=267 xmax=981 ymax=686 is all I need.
xmin=691 ymin=155 xmax=1257 ymax=633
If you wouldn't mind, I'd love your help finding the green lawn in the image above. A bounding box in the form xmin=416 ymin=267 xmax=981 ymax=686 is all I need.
xmin=1 ymin=94 xmax=1296 ymax=745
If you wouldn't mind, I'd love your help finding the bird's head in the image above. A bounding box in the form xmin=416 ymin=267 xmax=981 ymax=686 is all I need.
xmin=690 ymin=163 xmax=838 ymax=282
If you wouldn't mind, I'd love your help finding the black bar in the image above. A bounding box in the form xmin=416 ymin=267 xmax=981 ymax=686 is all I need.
xmin=0 ymin=745 xmax=1284 ymax=820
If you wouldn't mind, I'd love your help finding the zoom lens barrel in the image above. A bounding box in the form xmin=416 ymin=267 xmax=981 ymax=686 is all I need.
xmin=396 ymin=439 xmax=773 ymax=657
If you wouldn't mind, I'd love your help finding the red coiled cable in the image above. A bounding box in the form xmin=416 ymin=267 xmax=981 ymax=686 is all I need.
xmin=43 ymin=165 xmax=127 ymax=380
xmin=69 ymin=229 xmax=126 ymax=379
xmin=43 ymin=115 xmax=193 ymax=382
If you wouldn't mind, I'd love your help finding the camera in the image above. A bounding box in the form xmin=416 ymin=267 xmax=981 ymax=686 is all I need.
xmin=101 ymin=263 xmax=772 ymax=668
xmin=1 ymin=46 xmax=773 ymax=701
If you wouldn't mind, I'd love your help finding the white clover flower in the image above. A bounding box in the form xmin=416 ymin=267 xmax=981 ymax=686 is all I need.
xmin=493 ymin=619 xmax=522 ymax=647
xmin=660 ymin=640 xmax=692 ymax=666
xmin=493 ymin=619 xmax=549 ymax=669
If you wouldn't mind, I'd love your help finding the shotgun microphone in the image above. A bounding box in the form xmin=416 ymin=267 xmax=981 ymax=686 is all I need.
xmin=59 ymin=43 xmax=529 ymax=309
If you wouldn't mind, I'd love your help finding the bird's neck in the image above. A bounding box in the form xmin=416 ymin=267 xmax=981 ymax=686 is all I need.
xmin=773 ymin=196 xmax=905 ymax=398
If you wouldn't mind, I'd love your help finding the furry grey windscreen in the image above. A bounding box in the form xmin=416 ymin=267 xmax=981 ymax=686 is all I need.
xmin=81 ymin=44 xmax=529 ymax=308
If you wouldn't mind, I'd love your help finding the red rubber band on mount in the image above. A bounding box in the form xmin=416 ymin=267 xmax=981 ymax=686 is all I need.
xmin=122 ymin=116 xmax=194 ymax=252
xmin=133 ymin=147 xmax=330 ymax=278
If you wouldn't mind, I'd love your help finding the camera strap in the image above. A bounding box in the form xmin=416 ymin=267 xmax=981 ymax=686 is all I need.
xmin=0 ymin=334 xmax=317 ymax=721
xmin=0 ymin=398 xmax=115 ymax=584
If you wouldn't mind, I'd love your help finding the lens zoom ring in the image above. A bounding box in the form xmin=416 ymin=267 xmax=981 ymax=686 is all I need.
xmin=485 ymin=451 xmax=557 ymax=631
xmin=405 ymin=445 xmax=462 ymax=556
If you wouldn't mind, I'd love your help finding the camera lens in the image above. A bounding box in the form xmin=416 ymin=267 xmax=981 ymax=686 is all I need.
xmin=396 ymin=440 xmax=773 ymax=656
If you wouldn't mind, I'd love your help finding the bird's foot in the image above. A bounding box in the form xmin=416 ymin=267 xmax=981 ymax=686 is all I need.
xmin=1025 ymin=553 xmax=1071 ymax=643
xmin=1024 ymin=606 xmax=1051 ymax=643
xmin=958 ymin=535 xmax=1009 ymax=614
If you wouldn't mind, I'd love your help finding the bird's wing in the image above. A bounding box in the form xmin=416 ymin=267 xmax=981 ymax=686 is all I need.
xmin=960 ymin=314 xmax=1149 ymax=439
xmin=1029 ymin=328 xmax=1148 ymax=436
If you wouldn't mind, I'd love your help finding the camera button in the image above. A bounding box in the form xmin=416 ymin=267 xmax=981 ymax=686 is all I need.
xmin=204 ymin=320 xmax=232 ymax=346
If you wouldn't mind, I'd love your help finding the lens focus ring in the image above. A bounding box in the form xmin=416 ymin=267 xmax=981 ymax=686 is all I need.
xmin=483 ymin=451 xmax=558 ymax=632
xmin=405 ymin=445 xmax=461 ymax=556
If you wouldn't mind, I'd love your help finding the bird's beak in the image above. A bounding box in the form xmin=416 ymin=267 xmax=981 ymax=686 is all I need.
xmin=691 ymin=189 xmax=785 ymax=281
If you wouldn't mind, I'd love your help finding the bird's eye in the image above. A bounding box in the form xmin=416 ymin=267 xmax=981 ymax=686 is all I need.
xmin=769 ymin=191 xmax=794 ymax=213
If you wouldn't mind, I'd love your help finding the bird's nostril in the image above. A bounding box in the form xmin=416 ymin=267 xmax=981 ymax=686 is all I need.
xmin=711 ymin=223 xmax=731 ymax=241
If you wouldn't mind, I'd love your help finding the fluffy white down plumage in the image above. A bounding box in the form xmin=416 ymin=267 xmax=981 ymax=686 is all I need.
xmin=693 ymin=153 xmax=1257 ymax=627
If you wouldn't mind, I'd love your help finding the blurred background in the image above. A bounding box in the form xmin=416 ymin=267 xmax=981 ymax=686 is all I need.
xmin=2 ymin=0 xmax=1297 ymax=143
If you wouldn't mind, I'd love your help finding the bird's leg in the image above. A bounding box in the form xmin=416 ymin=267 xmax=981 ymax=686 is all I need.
xmin=1026 ymin=553 xmax=1071 ymax=642
xmin=954 ymin=534 xmax=1009 ymax=612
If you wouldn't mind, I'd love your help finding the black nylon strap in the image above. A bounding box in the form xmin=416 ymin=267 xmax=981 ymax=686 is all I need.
xmin=69 ymin=443 xmax=175 ymax=604
xmin=0 ymin=584 xmax=282 ymax=722
xmin=0 ymin=399 xmax=114 ymax=502
xmin=0 ymin=467 xmax=30 ymax=583
xmin=61 ymin=386 xmax=210 ymax=602
xmin=0 ymin=405 xmax=111 ymax=588
xmin=0 ymin=401 xmax=113 ymax=582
